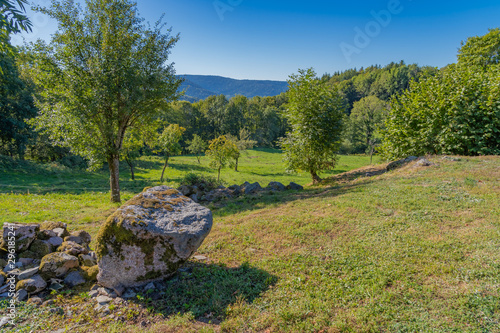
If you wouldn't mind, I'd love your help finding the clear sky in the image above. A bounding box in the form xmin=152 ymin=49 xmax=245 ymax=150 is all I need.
xmin=12 ymin=0 xmax=500 ymax=81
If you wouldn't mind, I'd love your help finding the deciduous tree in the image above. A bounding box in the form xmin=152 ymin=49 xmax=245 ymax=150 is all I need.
xmin=281 ymin=68 xmax=345 ymax=183
xmin=158 ymin=124 xmax=185 ymax=182
xmin=186 ymin=134 xmax=207 ymax=164
xmin=28 ymin=0 xmax=182 ymax=202
xmin=206 ymin=135 xmax=238 ymax=182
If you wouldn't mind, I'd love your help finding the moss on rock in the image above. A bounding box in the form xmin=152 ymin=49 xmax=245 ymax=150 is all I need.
xmin=39 ymin=252 xmax=79 ymax=279
xmin=28 ymin=240 xmax=53 ymax=258
xmin=81 ymin=265 xmax=99 ymax=281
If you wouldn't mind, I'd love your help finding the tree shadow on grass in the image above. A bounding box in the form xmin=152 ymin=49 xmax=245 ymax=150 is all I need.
xmin=127 ymin=261 xmax=277 ymax=322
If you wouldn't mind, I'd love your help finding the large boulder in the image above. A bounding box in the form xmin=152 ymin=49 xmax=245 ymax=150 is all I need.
xmin=95 ymin=186 xmax=212 ymax=289
xmin=1 ymin=223 xmax=39 ymax=252
xmin=243 ymin=182 xmax=262 ymax=194
xmin=267 ymin=182 xmax=286 ymax=191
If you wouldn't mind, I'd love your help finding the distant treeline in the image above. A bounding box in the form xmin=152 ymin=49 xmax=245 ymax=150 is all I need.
xmin=1 ymin=59 xmax=439 ymax=164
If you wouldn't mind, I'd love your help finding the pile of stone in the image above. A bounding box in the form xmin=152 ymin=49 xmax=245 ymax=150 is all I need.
xmin=178 ymin=181 xmax=304 ymax=203
xmin=0 ymin=222 xmax=98 ymax=302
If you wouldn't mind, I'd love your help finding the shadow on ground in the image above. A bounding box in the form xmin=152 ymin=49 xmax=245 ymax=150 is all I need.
xmin=128 ymin=262 xmax=277 ymax=322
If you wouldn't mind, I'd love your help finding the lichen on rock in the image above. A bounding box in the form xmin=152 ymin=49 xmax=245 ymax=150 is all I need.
xmin=96 ymin=186 xmax=212 ymax=289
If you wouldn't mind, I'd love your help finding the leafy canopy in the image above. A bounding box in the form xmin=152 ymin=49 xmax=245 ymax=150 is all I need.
xmin=27 ymin=0 xmax=182 ymax=169
xmin=281 ymin=68 xmax=345 ymax=183
xmin=206 ymin=135 xmax=238 ymax=181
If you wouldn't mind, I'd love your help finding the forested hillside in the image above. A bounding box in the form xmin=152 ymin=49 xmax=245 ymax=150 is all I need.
xmin=178 ymin=75 xmax=289 ymax=101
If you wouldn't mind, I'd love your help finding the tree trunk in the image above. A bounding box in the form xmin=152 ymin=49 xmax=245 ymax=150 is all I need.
xmin=196 ymin=155 xmax=201 ymax=164
xmin=234 ymin=157 xmax=239 ymax=172
xmin=370 ymin=147 xmax=374 ymax=165
xmin=107 ymin=154 xmax=121 ymax=203
xmin=217 ymin=167 xmax=221 ymax=182
xmin=311 ymin=170 xmax=322 ymax=184
xmin=160 ymin=154 xmax=169 ymax=182
xmin=125 ymin=155 xmax=135 ymax=180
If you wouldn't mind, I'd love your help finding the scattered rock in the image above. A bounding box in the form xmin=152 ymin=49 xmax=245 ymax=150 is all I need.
xmin=17 ymin=275 xmax=47 ymax=293
xmin=18 ymin=258 xmax=34 ymax=266
xmin=144 ymin=282 xmax=155 ymax=291
xmin=27 ymin=296 xmax=43 ymax=307
xmin=47 ymin=237 xmax=64 ymax=247
xmin=0 ymin=317 xmax=9 ymax=328
xmin=0 ymin=276 xmax=3 ymax=286
xmin=58 ymin=241 xmax=89 ymax=256
xmin=243 ymin=182 xmax=262 ymax=194
xmin=42 ymin=299 xmax=54 ymax=307
xmin=69 ymin=230 xmax=91 ymax=245
xmin=178 ymin=185 xmax=192 ymax=196
xmin=16 ymin=289 xmax=28 ymax=301
xmin=1 ymin=223 xmax=39 ymax=252
xmin=122 ymin=290 xmax=136 ymax=299
xmin=228 ymin=184 xmax=241 ymax=195
xmin=63 ymin=271 xmax=86 ymax=287
xmin=18 ymin=267 xmax=39 ymax=280
xmin=48 ymin=282 xmax=64 ymax=291
xmin=39 ymin=252 xmax=79 ymax=279
xmin=89 ymin=290 xmax=98 ymax=298
xmin=96 ymin=186 xmax=213 ymax=289
xmin=96 ymin=295 xmax=113 ymax=305
xmin=79 ymin=254 xmax=96 ymax=267
xmin=287 ymin=182 xmax=304 ymax=191
xmin=267 ymin=181 xmax=286 ymax=191
xmin=442 ymin=156 xmax=461 ymax=162
xmin=48 ymin=307 xmax=64 ymax=315
xmin=386 ymin=156 xmax=418 ymax=171
xmin=28 ymin=239 xmax=53 ymax=258
xmin=40 ymin=221 xmax=70 ymax=237
xmin=415 ymin=158 xmax=435 ymax=167
xmin=193 ymin=255 xmax=208 ymax=261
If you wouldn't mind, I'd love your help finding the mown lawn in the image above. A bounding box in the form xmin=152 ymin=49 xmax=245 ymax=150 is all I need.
xmin=2 ymin=154 xmax=500 ymax=332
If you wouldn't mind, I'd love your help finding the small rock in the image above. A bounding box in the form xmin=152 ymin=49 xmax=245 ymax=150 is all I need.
xmin=90 ymin=284 xmax=100 ymax=291
xmin=1 ymin=223 xmax=39 ymax=252
xmin=287 ymin=182 xmax=304 ymax=191
xmin=36 ymin=229 xmax=57 ymax=240
xmin=113 ymin=284 xmax=125 ymax=297
xmin=47 ymin=237 xmax=64 ymax=248
xmin=58 ymin=241 xmax=89 ymax=256
xmin=63 ymin=271 xmax=86 ymax=287
xmin=189 ymin=194 xmax=198 ymax=203
xmin=18 ymin=258 xmax=34 ymax=266
xmin=39 ymin=252 xmax=79 ymax=279
xmin=79 ymin=254 xmax=96 ymax=267
xmin=15 ymin=261 xmax=23 ymax=268
xmin=267 ymin=181 xmax=286 ymax=191
xmin=48 ymin=283 xmax=64 ymax=291
xmin=69 ymin=230 xmax=91 ymax=245
xmin=178 ymin=185 xmax=192 ymax=196
xmin=89 ymin=290 xmax=98 ymax=298
xmin=415 ymin=158 xmax=435 ymax=167
xmin=18 ymin=267 xmax=39 ymax=280
xmin=96 ymin=295 xmax=113 ymax=304
xmin=122 ymin=290 xmax=136 ymax=299
xmin=0 ymin=276 xmax=3 ymax=286
xmin=3 ymin=265 xmax=15 ymax=273
xmin=144 ymin=282 xmax=155 ymax=291
xmin=48 ymin=307 xmax=64 ymax=315
xmin=52 ymin=228 xmax=67 ymax=238
xmin=193 ymin=255 xmax=208 ymax=261
xmin=16 ymin=289 xmax=28 ymax=301
xmin=42 ymin=299 xmax=54 ymax=307
xmin=0 ymin=316 xmax=10 ymax=328
xmin=17 ymin=275 xmax=47 ymax=294
xmin=243 ymin=182 xmax=262 ymax=194
xmin=27 ymin=296 xmax=43 ymax=306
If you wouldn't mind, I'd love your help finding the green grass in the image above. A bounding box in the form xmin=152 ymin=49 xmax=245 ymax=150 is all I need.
xmin=3 ymin=154 xmax=499 ymax=332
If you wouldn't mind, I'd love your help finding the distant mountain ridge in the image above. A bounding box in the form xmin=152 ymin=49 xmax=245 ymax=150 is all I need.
xmin=178 ymin=75 xmax=288 ymax=102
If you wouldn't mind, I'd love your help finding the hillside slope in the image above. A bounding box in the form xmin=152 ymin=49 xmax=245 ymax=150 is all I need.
xmin=178 ymin=74 xmax=288 ymax=101
xmin=6 ymin=155 xmax=500 ymax=332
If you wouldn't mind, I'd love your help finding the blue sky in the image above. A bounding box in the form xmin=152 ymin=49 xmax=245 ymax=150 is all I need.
xmin=13 ymin=0 xmax=500 ymax=81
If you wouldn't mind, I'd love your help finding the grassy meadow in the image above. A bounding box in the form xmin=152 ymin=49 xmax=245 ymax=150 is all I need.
xmin=2 ymin=152 xmax=500 ymax=332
